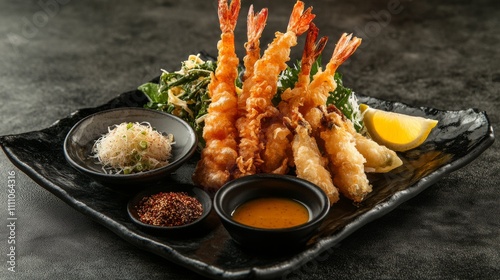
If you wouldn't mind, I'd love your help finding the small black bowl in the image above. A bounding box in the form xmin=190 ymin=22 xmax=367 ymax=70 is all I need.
xmin=127 ymin=184 xmax=212 ymax=235
xmin=214 ymin=174 xmax=330 ymax=251
xmin=63 ymin=107 xmax=197 ymax=187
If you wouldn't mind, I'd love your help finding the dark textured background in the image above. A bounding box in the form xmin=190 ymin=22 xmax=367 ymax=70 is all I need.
xmin=0 ymin=0 xmax=498 ymax=279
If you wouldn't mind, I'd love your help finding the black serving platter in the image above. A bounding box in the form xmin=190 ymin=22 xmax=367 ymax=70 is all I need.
xmin=0 ymin=88 xmax=494 ymax=279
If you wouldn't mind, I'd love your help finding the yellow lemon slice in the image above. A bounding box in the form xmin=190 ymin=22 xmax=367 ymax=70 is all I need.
xmin=360 ymin=104 xmax=438 ymax=152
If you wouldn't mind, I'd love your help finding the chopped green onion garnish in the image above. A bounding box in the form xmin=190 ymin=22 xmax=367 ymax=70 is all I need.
xmin=135 ymin=163 xmax=143 ymax=171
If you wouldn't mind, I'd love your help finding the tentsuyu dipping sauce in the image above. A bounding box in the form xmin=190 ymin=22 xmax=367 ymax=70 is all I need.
xmin=231 ymin=197 xmax=310 ymax=229
xmin=136 ymin=192 xmax=203 ymax=227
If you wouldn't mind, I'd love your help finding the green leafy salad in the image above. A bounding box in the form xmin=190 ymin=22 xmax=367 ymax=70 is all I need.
xmin=138 ymin=54 xmax=363 ymax=148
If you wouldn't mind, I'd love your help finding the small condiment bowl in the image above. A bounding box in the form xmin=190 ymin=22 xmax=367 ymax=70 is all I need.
xmin=127 ymin=184 xmax=212 ymax=235
xmin=214 ymin=174 xmax=330 ymax=251
xmin=63 ymin=107 xmax=197 ymax=187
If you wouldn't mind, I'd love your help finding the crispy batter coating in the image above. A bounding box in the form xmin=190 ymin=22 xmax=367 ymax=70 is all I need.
xmin=236 ymin=0 xmax=315 ymax=177
xmin=192 ymin=0 xmax=241 ymax=191
xmin=293 ymin=124 xmax=339 ymax=204
xmin=319 ymin=107 xmax=371 ymax=202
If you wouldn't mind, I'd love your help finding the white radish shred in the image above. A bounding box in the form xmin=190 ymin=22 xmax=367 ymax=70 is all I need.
xmin=92 ymin=122 xmax=174 ymax=174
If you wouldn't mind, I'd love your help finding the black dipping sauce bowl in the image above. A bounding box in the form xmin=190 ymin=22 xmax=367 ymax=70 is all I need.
xmin=214 ymin=174 xmax=330 ymax=252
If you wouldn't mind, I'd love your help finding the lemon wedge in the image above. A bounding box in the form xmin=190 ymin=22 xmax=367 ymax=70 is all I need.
xmin=360 ymin=104 xmax=438 ymax=152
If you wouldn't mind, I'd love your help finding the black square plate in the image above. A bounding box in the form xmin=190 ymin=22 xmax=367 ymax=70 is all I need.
xmin=0 ymin=89 xmax=494 ymax=279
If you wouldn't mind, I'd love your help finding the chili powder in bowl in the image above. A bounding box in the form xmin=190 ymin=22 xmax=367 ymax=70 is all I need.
xmin=127 ymin=184 xmax=212 ymax=235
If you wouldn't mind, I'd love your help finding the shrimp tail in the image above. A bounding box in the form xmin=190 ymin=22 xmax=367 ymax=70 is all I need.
xmin=218 ymin=0 xmax=241 ymax=33
xmin=312 ymin=33 xmax=328 ymax=63
xmin=326 ymin=33 xmax=362 ymax=74
xmin=300 ymin=22 xmax=327 ymax=83
xmin=243 ymin=5 xmax=268 ymax=81
xmin=287 ymin=1 xmax=316 ymax=35
xmin=246 ymin=5 xmax=268 ymax=50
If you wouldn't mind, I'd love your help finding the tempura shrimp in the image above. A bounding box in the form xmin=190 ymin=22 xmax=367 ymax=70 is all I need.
xmin=292 ymin=122 xmax=339 ymax=204
xmin=280 ymin=23 xmax=338 ymax=204
xmin=279 ymin=22 xmax=327 ymax=126
xmin=261 ymin=23 xmax=326 ymax=174
xmin=260 ymin=116 xmax=293 ymax=174
xmin=192 ymin=0 xmax=241 ymax=191
xmin=235 ymin=5 xmax=268 ymax=174
xmin=292 ymin=32 xmax=371 ymax=201
xmin=304 ymin=33 xmax=361 ymax=111
xmin=302 ymin=32 xmax=401 ymax=174
xmin=302 ymin=33 xmax=362 ymax=129
xmin=236 ymin=0 xmax=315 ymax=176
xmin=320 ymin=105 xmax=371 ymax=203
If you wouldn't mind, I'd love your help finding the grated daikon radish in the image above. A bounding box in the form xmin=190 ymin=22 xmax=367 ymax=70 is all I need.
xmin=92 ymin=122 xmax=174 ymax=174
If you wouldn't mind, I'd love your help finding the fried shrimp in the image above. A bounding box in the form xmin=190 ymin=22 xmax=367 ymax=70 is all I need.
xmin=192 ymin=0 xmax=241 ymax=191
xmin=191 ymin=0 xmax=400 ymax=203
xmin=236 ymin=5 xmax=270 ymax=174
xmin=294 ymin=32 xmax=372 ymax=202
xmin=286 ymin=32 xmax=367 ymax=202
xmin=279 ymin=22 xmax=327 ymax=126
xmin=303 ymin=33 xmax=362 ymax=129
xmin=261 ymin=23 xmax=326 ymax=175
xmin=262 ymin=22 xmax=326 ymax=175
xmin=236 ymin=0 xmax=315 ymax=176
xmin=300 ymin=32 xmax=401 ymax=175
xmin=281 ymin=24 xmax=338 ymax=203
xmin=260 ymin=116 xmax=293 ymax=174
xmin=320 ymin=106 xmax=371 ymax=203
xmin=305 ymin=33 xmax=362 ymax=111
xmin=293 ymin=122 xmax=339 ymax=204
xmin=238 ymin=5 xmax=267 ymax=112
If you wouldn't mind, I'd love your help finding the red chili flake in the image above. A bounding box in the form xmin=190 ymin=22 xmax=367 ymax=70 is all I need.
xmin=136 ymin=192 xmax=203 ymax=227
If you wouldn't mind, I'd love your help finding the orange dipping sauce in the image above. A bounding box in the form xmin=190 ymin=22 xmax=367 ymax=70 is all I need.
xmin=231 ymin=197 xmax=310 ymax=229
